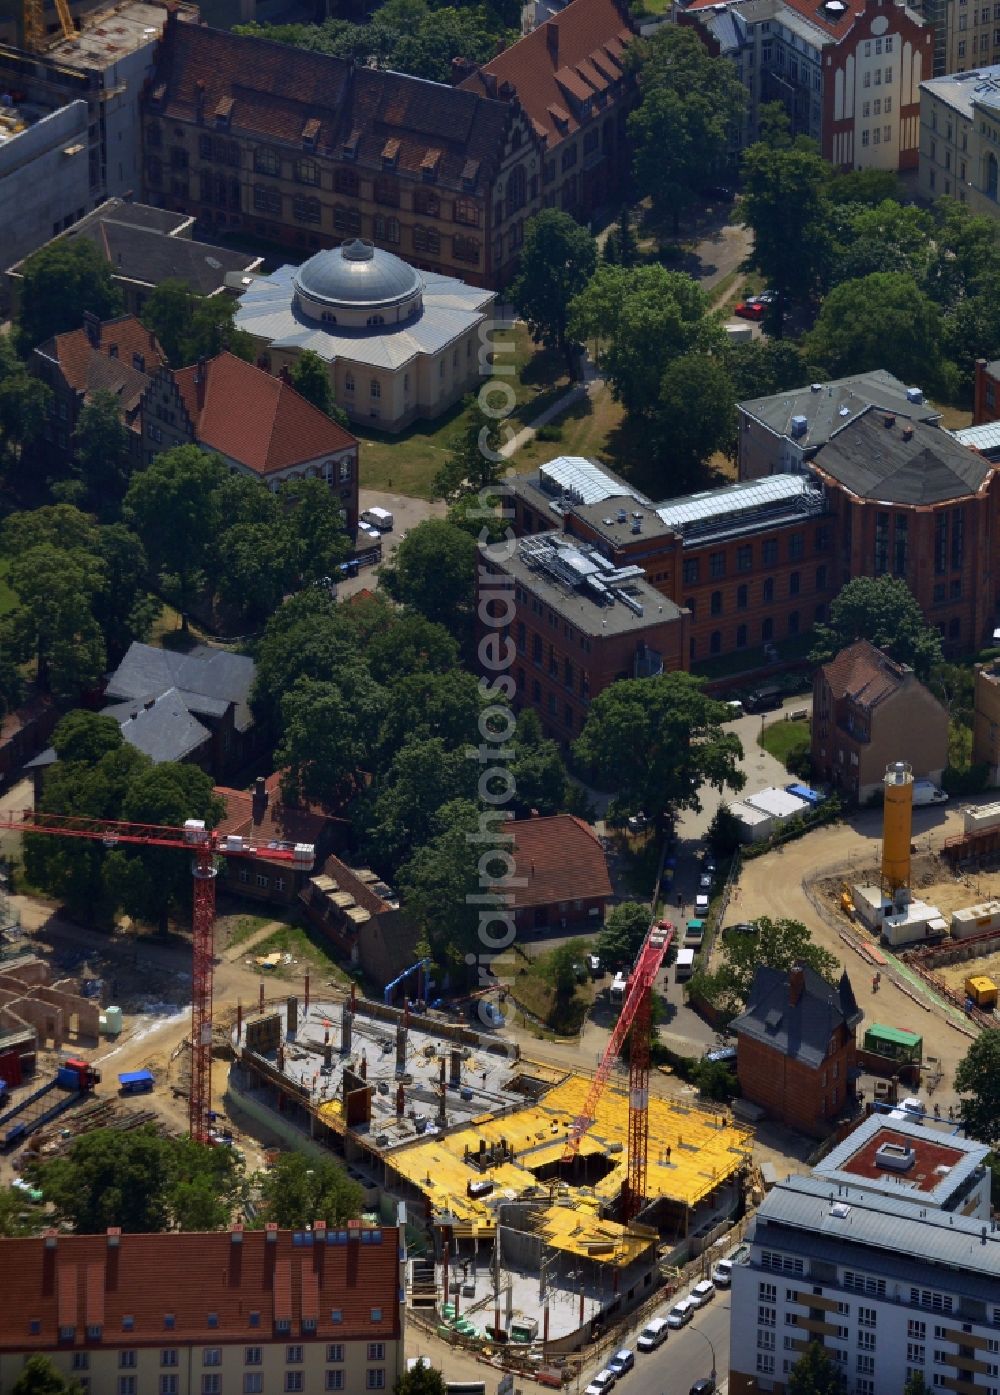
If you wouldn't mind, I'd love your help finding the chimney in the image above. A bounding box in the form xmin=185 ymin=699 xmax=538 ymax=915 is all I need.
xmin=195 ymin=77 xmax=205 ymax=122
xmin=789 ymin=965 xmax=805 ymax=1006
xmin=252 ymin=775 xmax=268 ymax=823
xmin=902 ymin=425 xmax=914 ymax=441
xmin=546 ymin=20 xmax=558 ymax=61
xmin=451 ymin=55 xmax=480 ymax=82
xmin=195 ymin=355 xmax=208 ymax=409
xmin=83 ymin=310 xmax=100 ymax=348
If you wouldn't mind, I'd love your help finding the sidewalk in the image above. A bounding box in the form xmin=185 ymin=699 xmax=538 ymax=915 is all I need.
xmin=500 ymin=350 xmax=603 ymax=460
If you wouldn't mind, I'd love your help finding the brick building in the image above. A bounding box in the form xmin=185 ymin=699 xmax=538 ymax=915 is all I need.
xmin=972 ymin=658 xmax=1000 ymax=781
xmin=299 ymin=856 xmax=420 ymax=985
xmin=215 ymin=773 xmax=341 ymax=907
xmin=142 ymin=14 xmax=535 ymax=289
xmin=457 ymin=0 xmax=636 ymax=232
xmin=478 ymin=526 xmax=689 ymax=744
xmin=731 ymin=963 xmax=863 ymax=1136
xmin=811 ymin=640 xmax=950 ymax=800
xmin=498 ymin=814 xmax=613 ymax=933
xmin=974 ymin=356 xmax=1000 ymax=424
xmin=0 ymin=1224 xmax=404 ymax=1395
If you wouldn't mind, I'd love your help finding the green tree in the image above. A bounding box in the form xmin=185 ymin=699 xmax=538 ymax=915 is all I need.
xmin=786 ymin=1339 xmax=848 ymax=1395
xmin=629 ymin=26 xmax=746 ymax=235
xmin=903 ymin=1373 xmax=931 ymax=1395
xmin=1 ymin=539 xmax=106 ymax=696
xmin=508 ymin=708 xmax=567 ymax=817
xmin=141 ymin=280 xmax=254 ymax=365
xmin=549 ymin=938 xmax=587 ymax=1003
xmin=365 ymin=737 xmax=479 ymax=874
xmin=11 ymin=1355 xmax=81 ymax=1395
xmin=251 ymin=589 xmax=352 ymax=732
xmin=603 ymin=205 xmax=639 ymax=268
xmin=574 ymin=672 xmax=745 ymax=828
xmin=288 ymin=350 xmax=350 ymax=427
xmin=723 ymin=339 xmax=806 ymax=406
xmin=510 ymin=210 xmax=597 ymax=359
xmin=811 ymin=576 xmax=943 ymax=679
xmin=654 ymin=352 xmax=734 ymax=489
xmin=741 ymin=138 xmax=833 ymax=327
xmin=140 ymin=279 xmax=193 ymax=365
xmin=18 ymin=239 xmax=123 ymax=350
xmin=277 ymin=669 xmax=386 ymax=806
xmin=829 ymin=199 xmax=932 ymax=285
xmin=365 ymin=612 xmax=459 ymax=685
xmin=281 ymin=476 xmax=351 ymax=585
xmin=432 ymin=395 xmax=510 ymax=501
xmin=92 ymin=523 xmax=159 ymax=665
xmin=944 ymin=272 xmax=1000 ymax=398
xmin=955 ymin=1029 xmax=1000 ymax=1145
xmin=51 ymin=710 xmax=123 ymax=765
xmin=380 ymin=519 xmax=477 ymax=633
xmin=124 ymin=446 xmax=224 ymax=629
xmin=596 ymin=901 xmax=650 ymax=969
xmin=693 ymin=916 xmax=839 ymax=1016
xmin=398 ymin=798 xmax=484 ymax=965
xmin=0 ymin=1185 xmax=43 ymax=1238
xmin=71 ymin=389 xmax=132 ymax=517
xmin=805 ymin=271 xmax=945 ymax=388
xmin=378 ymin=669 xmax=487 ymax=756
xmin=826 ymin=166 xmax=904 ymax=205
xmin=395 ymin=1362 xmax=447 ymax=1395
xmin=0 ymin=366 xmax=52 ymax=475
xmin=924 ymin=198 xmax=1000 ymax=309
xmin=258 ymin=1152 xmax=364 ymax=1228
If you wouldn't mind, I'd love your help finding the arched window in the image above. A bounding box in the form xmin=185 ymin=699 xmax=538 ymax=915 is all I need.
xmin=345 ymin=371 xmax=355 ymax=392
xmin=710 ymin=590 xmax=722 ymax=616
xmin=710 ymin=630 xmax=722 ymax=655
xmin=505 ymin=164 xmax=527 ymax=219
xmin=737 ymin=584 xmax=748 ymax=611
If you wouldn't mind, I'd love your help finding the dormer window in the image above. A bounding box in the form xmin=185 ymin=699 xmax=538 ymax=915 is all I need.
xmin=213 ymin=96 xmax=233 ymax=130
xmin=381 ymin=137 xmax=400 ymax=168
xmin=301 ymin=117 xmax=320 ymax=151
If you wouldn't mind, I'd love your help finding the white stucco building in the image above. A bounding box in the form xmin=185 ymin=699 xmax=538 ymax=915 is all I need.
xmin=234 ymin=238 xmax=496 ymax=433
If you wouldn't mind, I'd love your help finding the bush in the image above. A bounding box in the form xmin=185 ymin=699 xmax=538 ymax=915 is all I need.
xmin=535 ymin=424 xmax=563 ymax=443
xmin=942 ymin=762 xmax=990 ymax=796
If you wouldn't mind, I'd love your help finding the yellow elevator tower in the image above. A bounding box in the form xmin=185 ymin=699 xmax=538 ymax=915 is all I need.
xmin=881 ymin=761 xmax=913 ymax=908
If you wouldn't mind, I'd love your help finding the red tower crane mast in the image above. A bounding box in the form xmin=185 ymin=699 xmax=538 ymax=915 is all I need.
xmin=563 ymin=920 xmax=674 ymax=1223
xmin=0 ymin=810 xmax=314 ymax=1142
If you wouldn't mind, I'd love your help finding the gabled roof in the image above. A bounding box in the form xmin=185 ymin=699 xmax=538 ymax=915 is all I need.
xmin=497 ymin=814 xmax=613 ymax=910
xmin=82 ymin=218 xmax=261 ymax=296
xmin=106 ymin=642 xmax=256 ymax=734
xmin=459 ymin=0 xmax=633 ymax=146
xmin=40 ymin=315 xmax=166 ymax=403
xmin=814 ymin=407 xmax=991 ymax=504
xmin=0 ymin=1226 xmax=401 ymax=1351
xmin=818 ymin=640 xmax=910 ymax=711
xmin=171 ymin=353 xmax=357 ymax=476
xmin=731 ymin=964 xmax=862 ymax=1067
xmin=739 ymin=370 xmax=941 ymax=451
xmin=317 ymin=852 xmax=400 ymax=917
xmin=102 ymin=690 xmax=212 ymax=764
xmin=149 ymin=17 xmax=512 ymax=194
xmin=215 ymin=772 xmax=333 ymax=858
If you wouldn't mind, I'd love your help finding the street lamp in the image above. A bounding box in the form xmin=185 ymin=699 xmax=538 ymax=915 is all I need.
xmin=690 ymin=1325 xmax=717 ymax=1379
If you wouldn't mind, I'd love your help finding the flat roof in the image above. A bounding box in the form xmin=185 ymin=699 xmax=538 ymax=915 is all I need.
xmin=920 ymin=65 xmax=1000 ymax=117
xmin=655 ymin=474 xmax=827 ymax=545
xmin=865 ymin=1023 xmax=922 ymax=1047
xmin=744 ymin=786 xmax=809 ymax=819
xmin=482 ymin=535 xmax=683 ymax=639
xmin=539 ymin=455 xmax=652 ymax=508
xmin=47 ymin=1 xmax=173 ymax=69
xmin=815 ymin=1113 xmax=988 ymax=1208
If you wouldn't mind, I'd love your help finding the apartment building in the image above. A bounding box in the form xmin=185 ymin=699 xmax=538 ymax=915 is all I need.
xmin=730 ymin=1122 xmax=997 ymax=1395
xmin=141 ymin=14 xmax=537 ymax=290
xmin=681 ymin=0 xmax=931 ymax=170
xmin=919 ymin=66 xmax=1000 ymax=209
xmin=477 ymin=528 xmax=688 ymax=744
xmin=457 ymin=0 xmax=636 ymax=233
xmin=0 ymin=1223 xmax=405 ymax=1395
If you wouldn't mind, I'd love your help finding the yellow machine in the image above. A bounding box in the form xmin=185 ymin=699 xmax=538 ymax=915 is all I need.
xmin=881 ymin=761 xmax=913 ymax=905
xmin=22 ymin=0 xmax=76 ymax=52
xmin=966 ymin=975 xmax=998 ymax=1010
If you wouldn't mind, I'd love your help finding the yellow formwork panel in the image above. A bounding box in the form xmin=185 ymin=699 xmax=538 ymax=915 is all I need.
xmin=384 ymin=1071 xmax=751 ymax=1266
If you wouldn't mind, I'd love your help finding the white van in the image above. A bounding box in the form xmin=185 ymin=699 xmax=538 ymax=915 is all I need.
xmin=610 ymin=972 xmax=628 ymax=1006
xmin=637 ymin=1318 xmax=669 ymax=1352
xmin=912 ymin=780 xmax=948 ymax=806
xmin=666 ymin=1297 xmax=695 ymax=1328
xmin=361 ymin=506 xmax=394 ymax=532
xmin=675 ymin=948 xmax=696 ymax=982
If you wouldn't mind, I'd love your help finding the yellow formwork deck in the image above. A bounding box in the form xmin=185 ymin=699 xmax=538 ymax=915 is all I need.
xmin=386 ymin=1070 xmax=751 ymax=1266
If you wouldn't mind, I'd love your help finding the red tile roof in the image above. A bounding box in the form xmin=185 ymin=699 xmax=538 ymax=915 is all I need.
xmin=149 ymin=16 xmax=512 ymax=194
xmin=172 ymin=353 xmax=357 ymax=477
xmin=215 ymin=772 xmax=335 ymax=859
xmin=0 ymin=1226 xmax=401 ymax=1350
xmin=499 ymin=814 xmax=613 ymax=910
xmin=460 ymin=0 xmax=634 ymax=146
xmin=683 ymin=0 xmax=856 ymax=37
xmin=44 ymin=315 xmax=166 ymax=402
xmin=819 ymin=640 xmax=908 ymax=710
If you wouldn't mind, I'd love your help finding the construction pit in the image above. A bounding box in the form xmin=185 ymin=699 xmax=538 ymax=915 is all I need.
xmin=229 ymin=992 xmax=751 ymax=1347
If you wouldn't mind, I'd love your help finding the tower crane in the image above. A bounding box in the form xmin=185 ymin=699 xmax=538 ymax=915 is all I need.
xmin=0 ymin=809 xmax=314 ymax=1142
xmin=563 ymin=920 xmax=674 ymax=1223
xmin=22 ymin=0 xmax=77 ymax=51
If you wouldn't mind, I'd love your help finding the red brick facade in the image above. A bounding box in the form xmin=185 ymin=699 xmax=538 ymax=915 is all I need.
xmin=736 ymin=1025 xmax=857 ymax=1137
xmin=974 ymin=358 xmax=1000 ymax=425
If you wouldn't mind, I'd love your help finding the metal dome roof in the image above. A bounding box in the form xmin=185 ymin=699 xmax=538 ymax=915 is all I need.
xmin=293 ymin=239 xmax=422 ymax=311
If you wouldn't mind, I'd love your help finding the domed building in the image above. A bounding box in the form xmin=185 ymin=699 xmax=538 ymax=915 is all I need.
xmin=234 ymin=239 xmax=495 ymax=434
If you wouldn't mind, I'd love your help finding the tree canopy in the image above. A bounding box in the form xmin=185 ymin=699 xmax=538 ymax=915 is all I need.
xmin=395 ymin=1362 xmax=447 ymax=1395
xmin=510 ymin=210 xmax=597 ymax=356
xmin=379 ymin=518 xmax=477 ymax=635
xmin=257 ymin=1152 xmax=364 ymax=1227
xmin=805 ymin=271 xmax=946 ymax=389
xmin=955 ymin=1029 xmax=1000 ymax=1145
xmin=597 ymin=901 xmax=651 ymax=969
xmin=574 ymin=672 xmax=745 ymax=827
xmin=18 ymin=239 xmax=123 ymax=351
xmin=289 ymin=349 xmax=349 ymax=427
xmin=140 ymin=280 xmax=254 ymax=366
xmin=811 ymin=576 xmax=944 ymax=680
xmin=691 ymin=916 xmax=840 ymax=1017
xmin=11 ymin=1356 xmax=82 ymax=1395
xmin=786 ymin=1339 xmax=848 ymax=1395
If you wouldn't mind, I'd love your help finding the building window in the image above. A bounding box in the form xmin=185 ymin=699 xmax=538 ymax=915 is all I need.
xmin=245 ymin=1349 xmax=262 ymax=1367
xmin=874 ymin=511 xmax=889 ymax=574
xmin=202 ymin=1379 xmax=221 ymax=1395
xmin=370 ymin=380 xmax=381 ymax=399
xmin=74 ymin=1357 xmax=90 ymax=1372
xmin=454 ymin=198 xmax=480 ymax=226
xmin=951 ymin=507 xmax=965 ymax=568
xmin=737 ymin=583 xmax=748 ymax=610
xmin=367 ymin=1373 xmax=386 ymax=1391
xmin=816 ymin=564 xmax=827 ymax=591
xmin=413 ymin=225 xmax=441 ymax=255
xmin=683 ymin=559 xmax=699 ymax=585
xmin=788 ymin=531 xmax=804 ymax=560
xmin=285 ymin=1377 xmax=304 ymax=1394
xmin=935 ymin=513 xmax=947 ymax=573
xmin=292 ymin=195 xmax=321 ymax=224
xmin=709 ymin=551 xmax=726 ymax=579
xmin=367 ymin=1345 xmax=386 ymax=1362
xmin=296 ymin=158 xmax=319 ymax=185
xmin=118 ymin=1382 xmax=136 ymax=1395
xmin=253 ymin=185 xmax=281 ymax=216
xmin=710 ymin=590 xmax=723 ymax=616
xmin=327 ymin=1345 xmax=345 ymax=1364
xmin=762 ymin=539 xmax=778 ymax=565
xmin=789 ymin=570 xmax=800 ymax=596
xmin=756 ymin=1354 xmax=775 ymax=1375
xmin=287 ymin=1347 xmax=304 ymax=1364
xmin=326 ymin=1375 xmax=345 ymax=1392
xmin=370 ymin=1309 xmax=383 ymax=1324
xmin=333 ymin=205 xmax=362 ymax=235
xmin=120 ymin=1354 xmax=138 ymax=1370
xmin=244 ymin=1379 xmax=263 ymax=1395
xmin=763 ymin=577 xmax=775 ymax=603
xmin=254 ymin=146 xmax=281 ymax=176
xmin=161 ymin=1379 xmax=179 ymax=1395
xmin=334 ymin=168 xmax=359 ymax=196
xmin=453 ymin=235 xmax=480 ymax=264
xmin=737 ymin=544 xmax=753 ymax=571
xmin=162 ymin=1352 xmax=178 ymax=1368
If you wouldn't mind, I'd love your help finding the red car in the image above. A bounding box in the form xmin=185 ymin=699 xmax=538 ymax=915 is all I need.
xmin=734 ymin=300 xmax=765 ymax=321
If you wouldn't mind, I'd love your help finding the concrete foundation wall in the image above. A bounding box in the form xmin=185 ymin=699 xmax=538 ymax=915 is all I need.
xmin=0 ymin=960 xmax=50 ymax=990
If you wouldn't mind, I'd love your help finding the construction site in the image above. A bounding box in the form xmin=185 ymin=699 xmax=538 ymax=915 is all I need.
xmin=228 ymin=984 xmax=752 ymax=1348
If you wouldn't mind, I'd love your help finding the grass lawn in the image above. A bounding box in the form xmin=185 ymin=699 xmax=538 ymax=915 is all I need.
xmin=217 ymin=906 xmax=299 ymax=951
xmin=759 ymin=717 xmax=811 ymax=770
xmin=0 ymin=557 xmax=18 ymax=617
xmin=935 ymin=402 xmax=973 ymax=431
xmin=510 ymin=943 xmax=595 ymax=1035
xmin=250 ymin=921 xmax=355 ymax=986
xmin=510 ymin=380 xmax=626 ymax=473
xmin=356 ymin=324 xmax=570 ymax=499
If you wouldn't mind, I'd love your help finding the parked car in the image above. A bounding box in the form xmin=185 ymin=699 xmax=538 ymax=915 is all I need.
xmin=698 ymin=873 xmax=713 ymax=891
xmin=704 ymin=1045 xmax=737 ymax=1065
xmin=711 ymin=1258 xmax=735 ymax=1288
xmin=666 ymin=1298 xmax=695 ymax=1328
xmin=690 ymin=1279 xmax=716 ymax=1307
xmin=744 ymin=684 xmax=783 ymax=713
xmin=694 ymin=894 xmax=710 ymax=915
xmin=734 ymin=300 xmax=765 ymax=321
xmin=636 ymin=1318 xmax=669 ymax=1352
xmin=723 ymin=921 xmax=757 ymax=940
xmin=584 ymin=1370 xmax=616 ymax=1395
xmin=627 ymin=812 xmax=648 ymax=833
xmin=690 ymin=1381 xmax=716 ymax=1395
xmin=701 ymin=852 xmax=717 ymax=874
xmin=912 ymin=780 xmax=948 ymax=806
xmin=608 ymin=1349 xmax=634 ymax=1378
xmin=587 ymin=953 xmax=603 ymax=979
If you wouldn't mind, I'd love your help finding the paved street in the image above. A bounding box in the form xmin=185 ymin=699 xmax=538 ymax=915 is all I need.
xmin=580 ymin=1291 xmax=732 ymax=1395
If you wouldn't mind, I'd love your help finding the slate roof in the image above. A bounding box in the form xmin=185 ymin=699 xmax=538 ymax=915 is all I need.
xmin=149 ymin=16 xmax=513 ymax=195
xmin=172 ymin=353 xmax=357 ymax=476
xmin=77 ymin=218 xmax=260 ymax=295
xmin=234 ymin=263 xmax=494 ymax=371
xmin=731 ymin=964 xmax=862 ymax=1068
xmin=497 ymin=815 xmax=613 ymax=910
xmin=106 ymin=642 xmax=256 ymax=734
xmin=818 ymin=640 xmax=909 ymax=711
xmin=102 ymin=691 xmax=212 ymax=764
xmin=39 ymin=316 xmax=166 ymax=406
xmin=0 ymin=1225 xmax=401 ymax=1351
xmin=459 ymin=0 xmax=634 ymax=147
xmin=739 ymin=370 xmax=941 ymax=452
xmin=814 ymin=407 xmax=992 ymax=505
